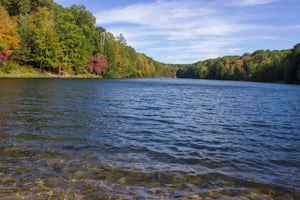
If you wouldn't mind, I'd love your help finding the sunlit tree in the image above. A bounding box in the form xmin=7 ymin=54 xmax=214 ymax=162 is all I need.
xmin=0 ymin=3 xmax=19 ymax=64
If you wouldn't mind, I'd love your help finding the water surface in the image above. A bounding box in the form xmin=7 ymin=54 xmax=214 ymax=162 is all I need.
xmin=0 ymin=78 xmax=299 ymax=199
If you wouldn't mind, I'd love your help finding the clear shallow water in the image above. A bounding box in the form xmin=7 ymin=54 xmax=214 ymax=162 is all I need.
xmin=0 ymin=78 xmax=299 ymax=199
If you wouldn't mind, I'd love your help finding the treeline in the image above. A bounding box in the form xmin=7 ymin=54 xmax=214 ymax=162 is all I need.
xmin=1 ymin=0 xmax=299 ymax=82
xmin=0 ymin=0 xmax=176 ymax=78
xmin=177 ymin=44 xmax=300 ymax=83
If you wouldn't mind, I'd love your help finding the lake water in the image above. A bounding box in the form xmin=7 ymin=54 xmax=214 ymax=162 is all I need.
xmin=0 ymin=78 xmax=299 ymax=199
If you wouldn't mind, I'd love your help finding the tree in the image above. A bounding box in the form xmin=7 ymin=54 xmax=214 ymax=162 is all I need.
xmin=103 ymin=39 xmax=116 ymax=77
xmin=87 ymin=57 xmax=107 ymax=75
xmin=285 ymin=43 xmax=300 ymax=82
xmin=0 ymin=3 xmax=19 ymax=64
xmin=30 ymin=0 xmax=54 ymax=12
xmin=116 ymin=33 xmax=127 ymax=45
xmin=54 ymin=6 xmax=89 ymax=74
xmin=93 ymin=26 xmax=106 ymax=56
xmin=70 ymin=4 xmax=96 ymax=52
xmin=0 ymin=50 xmax=8 ymax=65
xmin=215 ymin=60 xmax=225 ymax=79
xmin=26 ymin=7 xmax=60 ymax=72
xmin=2 ymin=0 xmax=31 ymax=16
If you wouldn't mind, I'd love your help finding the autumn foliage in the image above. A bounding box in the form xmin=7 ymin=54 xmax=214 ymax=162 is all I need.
xmin=0 ymin=4 xmax=19 ymax=59
xmin=0 ymin=50 xmax=8 ymax=65
xmin=0 ymin=1 xmax=175 ymax=77
xmin=88 ymin=57 xmax=108 ymax=74
xmin=176 ymin=44 xmax=300 ymax=83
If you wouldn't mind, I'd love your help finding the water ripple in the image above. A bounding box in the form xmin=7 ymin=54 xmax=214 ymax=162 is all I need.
xmin=0 ymin=78 xmax=299 ymax=199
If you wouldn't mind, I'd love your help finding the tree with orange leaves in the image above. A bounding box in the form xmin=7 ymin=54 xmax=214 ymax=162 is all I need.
xmin=0 ymin=2 xmax=19 ymax=64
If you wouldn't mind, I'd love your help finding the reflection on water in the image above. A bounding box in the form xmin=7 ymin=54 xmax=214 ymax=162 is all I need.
xmin=0 ymin=78 xmax=299 ymax=199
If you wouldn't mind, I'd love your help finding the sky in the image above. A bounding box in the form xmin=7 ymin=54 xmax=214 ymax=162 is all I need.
xmin=54 ymin=0 xmax=300 ymax=64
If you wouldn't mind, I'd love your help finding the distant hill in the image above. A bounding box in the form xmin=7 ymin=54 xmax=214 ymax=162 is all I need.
xmin=176 ymin=44 xmax=300 ymax=83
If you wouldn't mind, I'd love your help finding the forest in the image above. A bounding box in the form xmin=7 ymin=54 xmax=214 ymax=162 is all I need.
xmin=0 ymin=0 xmax=176 ymax=78
xmin=0 ymin=0 xmax=299 ymax=83
xmin=176 ymin=44 xmax=300 ymax=83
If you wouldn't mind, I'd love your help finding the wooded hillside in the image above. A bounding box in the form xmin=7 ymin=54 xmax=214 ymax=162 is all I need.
xmin=0 ymin=0 xmax=176 ymax=78
xmin=176 ymin=44 xmax=300 ymax=83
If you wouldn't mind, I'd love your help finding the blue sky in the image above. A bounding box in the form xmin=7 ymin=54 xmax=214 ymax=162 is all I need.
xmin=54 ymin=0 xmax=300 ymax=64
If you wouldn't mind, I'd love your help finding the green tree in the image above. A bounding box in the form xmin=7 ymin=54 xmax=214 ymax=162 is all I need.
xmin=26 ymin=7 xmax=60 ymax=72
xmin=285 ymin=44 xmax=300 ymax=83
xmin=2 ymin=0 xmax=31 ymax=16
xmin=30 ymin=0 xmax=54 ymax=12
xmin=116 ymin=33 xmax=127 ymax=45
xmin=215 ymin=60 xmax=225 ymax=79
xmin=93 ymin=26 xmax=106 ymax=56
xmin=70 ymin=4 xmax=95 ymax=54
xmin=103 ymin=39 xmax=116 ymax=77
xmin=54 ymin=6 xmax=89 ymax=74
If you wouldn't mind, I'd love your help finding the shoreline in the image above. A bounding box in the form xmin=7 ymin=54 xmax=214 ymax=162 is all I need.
xmin=0 ymin=71 xmax=103 ymax=79
xmin=1 ymin=73 xmax=299 ymax=84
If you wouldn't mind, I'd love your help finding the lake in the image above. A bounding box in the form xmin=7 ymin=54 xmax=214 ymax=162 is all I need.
xmin=0 ymin=78 xmax=299 ymax=199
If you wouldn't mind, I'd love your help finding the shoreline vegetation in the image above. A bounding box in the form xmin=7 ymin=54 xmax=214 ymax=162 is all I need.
xmin=0 ymin=0 xmax=299 ymax=83
xmin=176 ymin=44 xmax=300 ymax=84
xmin=0 ymin=65 xmax=116 ymax=79
xmin=0 ymin=0 xmax=176 ymax=79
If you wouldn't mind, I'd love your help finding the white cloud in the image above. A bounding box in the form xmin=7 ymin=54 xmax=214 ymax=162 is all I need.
xmin=94 ymin=0 xmax=284 ymax=63
xmin=287 ymin=25 xmax=300 ymax=30
xmin=237 ymin=0 xmax=275 ymax=6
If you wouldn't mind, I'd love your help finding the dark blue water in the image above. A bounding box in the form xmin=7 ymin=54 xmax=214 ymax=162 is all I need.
xmin=0 ymin=78 xmax=299 ymax=199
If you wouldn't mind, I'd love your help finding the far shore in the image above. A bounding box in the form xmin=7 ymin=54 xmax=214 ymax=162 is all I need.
xmin=1 ymin=69 xmax=299 ymax=84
